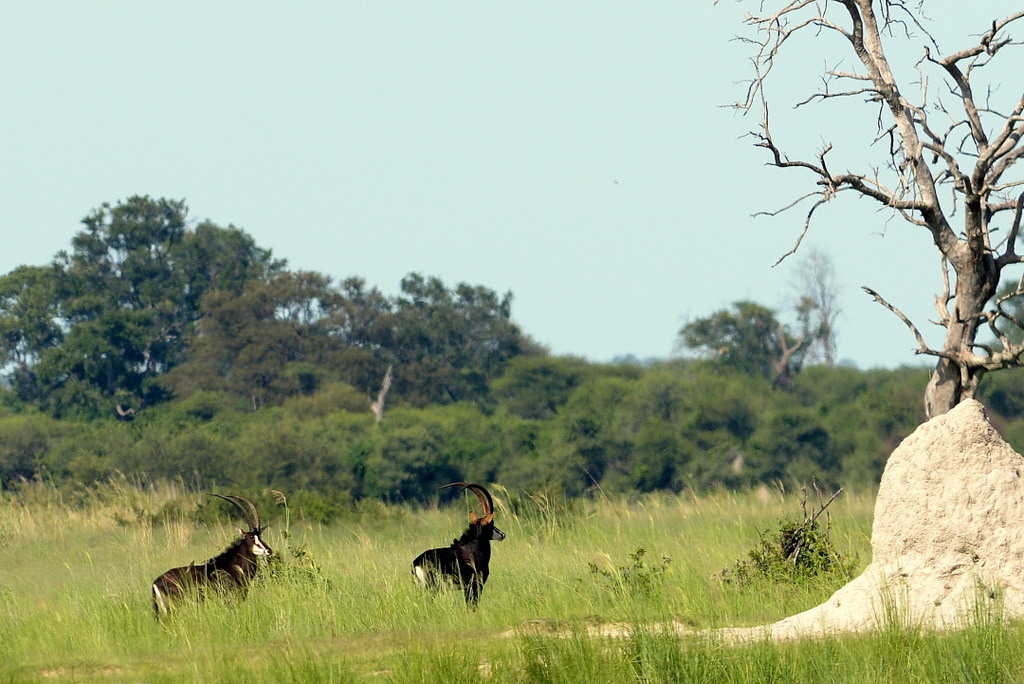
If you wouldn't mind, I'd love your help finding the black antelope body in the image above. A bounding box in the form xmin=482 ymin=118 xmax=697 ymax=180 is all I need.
xmin=152 ymin=493 xmax=272 ymax=616
xmin=411 ymin=483 xmax=505 ymax=607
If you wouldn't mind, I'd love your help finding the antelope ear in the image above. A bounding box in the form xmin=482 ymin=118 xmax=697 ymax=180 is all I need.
xmin=238 ymin=528 xmax=245 ymax=535
xmin=470 ymin=512 xmax=479 ymax=524
xmin=481 ymin=513 xmax=494 ymax=525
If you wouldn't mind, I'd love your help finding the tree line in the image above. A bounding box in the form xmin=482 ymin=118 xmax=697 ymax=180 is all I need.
xmin=0 ymin=354 xmax=937 ymax=518
xmin=9 ymin=348 xmax=1024 ymax=523
xmin=5 ymin=196 xmax=1024 ymax=520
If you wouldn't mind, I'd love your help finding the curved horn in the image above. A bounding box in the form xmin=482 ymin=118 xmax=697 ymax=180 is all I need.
xmin=208 ymin=493 xmax=260 ymax=532
xmin=234 ymin=495 xmax=262 ymax=530
xmin=466 ymin=484 xmax=493 ymax=518
xmin=438 ymin=482 xmax=493 ymax=518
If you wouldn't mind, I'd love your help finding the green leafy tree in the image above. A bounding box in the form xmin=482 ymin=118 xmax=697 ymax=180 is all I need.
xmin=162 ymin=271 xmax=339 ymax=409
xmin=0 ymin=264 xmax=66 ymax=401
xmin=315 ymin=277 xmax=397 ymax=397
xmin=1 ymin=196 xmax=282 ymax=417
xmin=390 ymin=273 xmax=529 ymax=405
xmin=679 ymin=301 xmax=807 ymax=387
xmin=491 ymin=356 xmax=594 ymax=419
xmin=630 ymin=419 xmax=685 ymax=492
xmin=360 ymin=407 xmax=482 ymax=502
xmin=677 ymin=370 xmax=764 ymax=489
xmin=0 ymin=412 xmax=66 ymax=485
xmin=548 ymin=374 xmax=638 ymax=494
xmin=331 ymin=277 xmax=395 ymax=352
xmin=750 ymin=407 xmax=838 ymax=486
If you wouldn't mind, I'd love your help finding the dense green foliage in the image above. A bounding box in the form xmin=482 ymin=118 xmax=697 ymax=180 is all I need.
xmin=6 ymin=196 xmax=1024 ymax=511
xmin=0 ymin=356 xmax=956 ymax=514
xmin=680 ymin=300 xmax=809 ymax=388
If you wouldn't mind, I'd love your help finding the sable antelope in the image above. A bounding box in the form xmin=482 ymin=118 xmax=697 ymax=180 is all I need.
xmin=152 ymin=493 xmax=272 ymax=616
xmin=412 ymin=483 xmax=505 ymax=607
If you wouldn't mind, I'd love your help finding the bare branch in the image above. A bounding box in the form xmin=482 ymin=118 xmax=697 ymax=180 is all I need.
xmin=985 ymin=108 xmax=1024 ymax=188
xmin=997 ymin=192 xmax=1024 ymax=267
xmin=795 ymin=86 xmax=879 ymax=108
xmin=984 ymin=286 xmax=1024 ymax=357
xmin=989 ymin=180 xmax=1024 ymax=197
xmin=731 ymin=1 xmax=851 ymax=114
xmin=753 ymin=191 xmax=821 ymax=219
xmin=772 ymin=322 xmax=806 ymax=389
xmin=928 ymin=50 xmax=990 ymax=153
xmin=806 ymin=486 xmax=843 ymax=528
xmin=862 ymin=285 xmax=945 ymax=358
xmin=771 ymin=197 xmax=829 ymax=267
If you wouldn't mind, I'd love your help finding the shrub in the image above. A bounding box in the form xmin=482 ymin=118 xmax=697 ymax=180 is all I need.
xmin=586 ymin=547 xmax=671 ymax=598
xmin=720 ymin=486 xmax=857 ymax=585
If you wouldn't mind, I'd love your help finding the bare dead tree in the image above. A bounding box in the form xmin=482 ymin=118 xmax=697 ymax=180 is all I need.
xmin=723 ymin=1 xmax=1024 ymax=418
xmin=114 ymin=403 xmax=136 ymax=422
xmin=370 ymin=363 xmax=393 ymax=423
xmin=772 ymin=322 xmax=807 ymax=389
xmin=794 ymin=249 xmax=840 ymax=367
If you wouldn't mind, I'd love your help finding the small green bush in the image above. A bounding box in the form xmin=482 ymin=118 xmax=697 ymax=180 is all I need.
xmin=266 ymin=489 xmax=330 ymax=587
xmin=586 ymin=547 xmax=671 ymax=598
xmin=721 ymin=486 xmax=857 ymax=585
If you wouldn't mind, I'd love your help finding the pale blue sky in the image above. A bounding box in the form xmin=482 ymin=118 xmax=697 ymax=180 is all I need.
xmin=2 ymin=3 xmax=1021 ymax=369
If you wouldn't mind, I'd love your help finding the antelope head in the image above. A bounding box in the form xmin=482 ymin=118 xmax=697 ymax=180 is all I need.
xmin=439 ymin=482 xmax=505 ymax=541
xmin=209 ymin=493 xmax=272 ymax=557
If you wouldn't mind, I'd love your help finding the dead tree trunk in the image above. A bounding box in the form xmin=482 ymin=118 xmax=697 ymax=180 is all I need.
xmin=771 ymin=323 xmax=805 ymax=390
xmin=925 ymin=246 xmax=999 ymax=417
xmin=370 ymin=364 xmax=393 ymax=423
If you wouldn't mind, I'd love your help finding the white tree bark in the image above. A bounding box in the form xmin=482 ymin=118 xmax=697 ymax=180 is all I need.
xmin=370 ymin=364 xmax=393 ymax=423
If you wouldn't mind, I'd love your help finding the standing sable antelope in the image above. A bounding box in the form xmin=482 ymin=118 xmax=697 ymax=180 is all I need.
xmin=412 ymin=482 xmax=505 ymax=607
xmin=152 ymin=493 xmax=272 ymax=616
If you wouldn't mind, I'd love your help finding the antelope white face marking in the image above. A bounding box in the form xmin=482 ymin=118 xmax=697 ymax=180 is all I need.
xmin=252 ymin=535 xmax=271 ymax=556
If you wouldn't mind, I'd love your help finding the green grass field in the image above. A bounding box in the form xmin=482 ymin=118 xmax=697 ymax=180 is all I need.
xmin=2 ymin=480 xmax=1023 ymax=683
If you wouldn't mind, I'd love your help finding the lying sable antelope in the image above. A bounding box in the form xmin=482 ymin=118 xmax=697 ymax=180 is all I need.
xmin=152 ymin=493 xmax=272 ymax=616
xmin=412 ymin=482 xmax=505 ymax=607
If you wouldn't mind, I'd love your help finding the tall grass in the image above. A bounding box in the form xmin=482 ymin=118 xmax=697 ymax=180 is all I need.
xmin=2 ymin=479 xmax=1021 ymax=682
